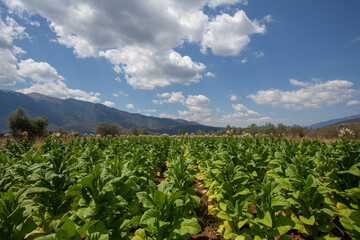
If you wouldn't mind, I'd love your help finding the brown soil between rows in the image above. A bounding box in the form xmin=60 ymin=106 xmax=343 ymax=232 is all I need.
xmin=191 ymin=179 xmax=223 ymax=240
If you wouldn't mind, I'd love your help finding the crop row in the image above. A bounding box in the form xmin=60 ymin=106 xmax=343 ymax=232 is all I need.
xmin=182 ymin=137 xmax=360 ymax=239
xmin=1 ymin=136 xmax=360 ymax=239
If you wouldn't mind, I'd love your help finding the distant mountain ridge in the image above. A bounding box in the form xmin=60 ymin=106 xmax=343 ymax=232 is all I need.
xmin=0 ymin=89 xmax=221 ymax=134
xmin=308 ymin=114 xmax=360 ymax=129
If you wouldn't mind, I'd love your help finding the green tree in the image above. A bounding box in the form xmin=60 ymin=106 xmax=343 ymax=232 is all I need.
xmin=7 ymin=107 xmax=49 ymax=139
xmin=95 ymin=122 xmax=121 ymax=136
xmin=180 ymin=129 xmax=188 ymax=135
xmin=129 ymin=126 xmax=139 ymax=136
xmin=196 ymin=129 xmax=208 ymax=135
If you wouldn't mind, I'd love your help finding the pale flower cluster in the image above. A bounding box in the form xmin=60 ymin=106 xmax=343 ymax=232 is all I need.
xmin=339 ymin=128 xmax=355 ymax=140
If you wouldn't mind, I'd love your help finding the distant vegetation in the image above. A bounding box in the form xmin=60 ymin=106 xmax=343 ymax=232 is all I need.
xmin=3 ymin=106 xmax=360 ymax=141
xmin=95 ymin=122 xmax=153 ymax=136
xmin=6 ymin=107 xmax=48 ymax=140
xmin=196 ymin=121 xmax=360 ymax=139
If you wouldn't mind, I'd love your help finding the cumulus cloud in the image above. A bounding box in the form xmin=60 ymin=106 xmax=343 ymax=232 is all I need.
xmin=18 ymin=59 xmax=64 ymax=83
xmin=347 ymin=100 xmax=360 ymax=106
xmin=248 ymin=79 xmax=359 ymax=110
xmin=206 ymin=72 xmax=216 ymax=77
xmin=155 ymin=92 xmax=186 ymax=105
xmin=241 ymin=57 xmax=248 ymax=64
xmin=289 ymin=78 xmax=307 ymax=87
xmin=201 ymin=10 xmax=266 ymax=56
xmin=126 ymin=103 xmax=134 ymax=109
xmin=0 ymin=16 xmax=27 ymax=85
xmin=230 ymin=94 xmax=238 ymax=101
xmin=17 ymin=58 xmax=101 ymax=102
xmin=4 ymin=0 xmax=269 ymax=89
xmin=100 ymin=48 xmax=205 ymax=89
xmin=207 ymin=0 xmax=248 ymax=8
xmin=221 ymin=103 xmax=259 ymax=121
xmin=103 ymin=101 xmax=115 ymax=108
xmin=155 ymin=92 xmax=212 ymax=123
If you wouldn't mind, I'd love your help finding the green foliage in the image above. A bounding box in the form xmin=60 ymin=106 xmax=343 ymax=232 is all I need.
xmin=6 ymin=107 xmax=49 ymax=139
xmin=1 ymin=135 xmax=360 ymax=239
xmin=180 ymin=129 xmax=188 ymax=135
xmin=0 ymin=190 xmax=37 ymax=240
xmin=95 ymin=122 xmax=122 ymax=136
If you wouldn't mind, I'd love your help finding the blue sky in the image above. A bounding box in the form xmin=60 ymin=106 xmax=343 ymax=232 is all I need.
xmin=1 ymin=0 xmax=360 ymax=127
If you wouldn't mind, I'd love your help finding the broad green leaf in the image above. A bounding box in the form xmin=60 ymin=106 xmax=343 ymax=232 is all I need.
xmin=140 ymin=209 xmax=158 ymax=226
xmin=237 ymin=219 xmax=248 ymax=229
xmin=274 ymin=216 xmax=295 ymax=235
xmin=219 ymin=202 xmax=227 ymax=211
xmin=78 ymin=220 xmax=98 ymax=238
xmin=79 ymin=175 xmax=95 ymax=193
xmin=271 ymin=195 xmax=289 ymax=208
xmin=299 ymin=215 xmax=315 ymax=226
xmin=291 ymin=214 xmax=308 ymax=235
xmin=13 ymin=217 xmax=37 ymax=240
xmin=258 ymin=211 xmax=272 ymax=227
xmin=60 ymin=219 xmax=79 ymax=238
xmin=177 ymin=218 xmax=201 ymax=235
xmin=153 ymin=190 xmax=166 ymax=209
xmin=87 ymin=232 xmax=110 ymax=240
xmin=137 ymin=192 xmax=156 ymax=209
xmin=217 ymin=211 xmax=232 ymax=221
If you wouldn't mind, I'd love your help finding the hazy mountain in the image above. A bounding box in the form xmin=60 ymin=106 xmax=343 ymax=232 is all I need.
xmin=308 ymin=114 xmax=360 ymax=129
xmin=0 ymin=89 xmax=221 ymax=134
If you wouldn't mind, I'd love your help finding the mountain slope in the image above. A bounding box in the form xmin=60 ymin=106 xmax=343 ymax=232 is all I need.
xmin=0 ymin=89 xmax=221 ymax=134
xmin=308 ymin=114 xmax=360 ymax=129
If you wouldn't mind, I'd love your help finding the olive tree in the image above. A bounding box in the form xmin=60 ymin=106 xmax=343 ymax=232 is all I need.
xmin=95 ymin=122 xmax=122 ymax=136
xmin=7 ymin=107 xmax=49 ymax=139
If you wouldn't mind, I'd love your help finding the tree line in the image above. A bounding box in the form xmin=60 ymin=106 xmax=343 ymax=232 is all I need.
xmin=3 ymin=107 xmax=360 ymax=140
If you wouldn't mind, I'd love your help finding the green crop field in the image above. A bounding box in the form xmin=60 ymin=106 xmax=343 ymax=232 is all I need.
xmin=0 ymin=135 xmax=359 ymax=239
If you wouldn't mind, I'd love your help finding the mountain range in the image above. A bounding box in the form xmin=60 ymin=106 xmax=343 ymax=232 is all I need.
xmin=0 ymin=89 xmax=221 ymax=134
xmin=308 ymin=114 xmax=360 ymax=129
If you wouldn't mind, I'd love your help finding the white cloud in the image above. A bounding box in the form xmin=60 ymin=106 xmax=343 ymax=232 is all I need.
xmin=289 ymin=78 xmax=307 ymax=87
xmin=230 ymin=94 xmax=238 ymax=101
xmin=126 ymin=103 xmax=134 ymax=109
xmin=206 ymin=72 xmax=216 ymax=77
xmin=241 ymin=57 xmax=248 ymax=64
xmin=207 ymin=0 xmax=248 ymax=8
xmin=114 ymin=76 xmax=121 ymax=82
xmin=254 ymin=51 xmax=264 ymax=58
xmin=17 ymin=58 xmax=101 ymax=102
xmin=261 ymin=15 xmax=273 ymax=23
xmin=143 ymin=109 xmax=156 ymax=113
xmin=201 ymin=10 xmax=266 ymax=56
xmin=100 ymin=48 xmax=205 ymax=89
xmin=248 ymin=79 xmax=359 ymax=110
xmin=103 ymin=101 xmax=115 ymax=108
xmin=155 ymin=92 xmax=186 ymax=104
xmin=4 ymin=0 xmax=269 ymax=89
xmin=232 ymin=103 xmax=248 ymax=112
xmin=18 ymin=59 xmax=64 ymax=83
xmin=221 ymin=103 xmax=259 ymax=121
xmin=18 ymin=80 xmax=101 ymax=102
xmin=155 ymin=92 xmax=212 ymax=123
xmin=143 ymin=109 xmax=157 ymax=114
xmin=0 ymin=16 xmax=27 ymax=85
xmin=347 ymin=100 xmax=360 ymax=106
xmin=29 ymin=20 xmax=40 ymax=27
